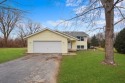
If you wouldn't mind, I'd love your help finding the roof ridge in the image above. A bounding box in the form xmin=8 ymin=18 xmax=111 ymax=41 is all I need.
xmin=24 ymin=28 xmax=79 ymax=39
xmin=63 ymin=31 xmax=89 ymax=37
xmin=63 ymin=31 xmax=86 ymax=32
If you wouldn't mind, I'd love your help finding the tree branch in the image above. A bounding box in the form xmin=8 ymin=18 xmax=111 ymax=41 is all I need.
xmin=110 ymin=0 xmax=124 ymax=12
xmin=0 ymin=0 xmax=7 ymax=4
xmin=67 ymin=6 xmax=103 ymax=21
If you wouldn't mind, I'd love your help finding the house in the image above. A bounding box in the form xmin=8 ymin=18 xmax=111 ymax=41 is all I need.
xmin=25 ymin=28 xmax=88 ymax=54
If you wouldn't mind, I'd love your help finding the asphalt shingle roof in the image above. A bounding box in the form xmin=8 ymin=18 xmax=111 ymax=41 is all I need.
xmin=63 ymin=31 xmax=89 ymax=37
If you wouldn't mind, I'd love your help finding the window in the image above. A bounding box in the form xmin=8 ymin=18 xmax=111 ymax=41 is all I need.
xmin=77 ymin=36 xmax=84 ymax=41
xmin=77 ymin=36 xmax=80 ymax=41
xmin=81 ymin=37 xmax=84 ymax=41
xmin=77 ymin=45 xmax=80 ymax=49
xmin=81 ymin=45 xmax=84 ymax=49
xmin=77 ymin=45 xmax=84 ymax=50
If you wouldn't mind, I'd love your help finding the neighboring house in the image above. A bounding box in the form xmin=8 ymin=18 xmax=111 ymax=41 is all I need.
xmin=25 ymin=28 xmax=88 ymax=54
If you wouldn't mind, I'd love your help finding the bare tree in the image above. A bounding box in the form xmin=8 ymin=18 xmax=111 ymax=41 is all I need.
xmin=101 ymin=0 xmax=115 ymax=65
xmin=26 ymin=20 xmax=42 ymax=35
xmin=63 ymin=0 xmax=125 ymax=65
xmin=0 ymin=8 xmax=22 ymax=47
xmin=17 ymin=20 xmax=42 ymax=47
xmin=95 ymin=32 xmax=105 ymax=47
xmin=18 ymin=25 xmax=27 ymax=47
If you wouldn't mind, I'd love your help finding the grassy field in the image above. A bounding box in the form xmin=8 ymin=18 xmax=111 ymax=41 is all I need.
xmin=0 ymin=48 xmax=26 ymax=63
xmin=58 ymin=50 xmax=125 ymax=83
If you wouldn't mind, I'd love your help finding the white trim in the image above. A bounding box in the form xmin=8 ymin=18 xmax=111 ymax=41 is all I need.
xmin=77 ymin=45 xmax=84 ymax=50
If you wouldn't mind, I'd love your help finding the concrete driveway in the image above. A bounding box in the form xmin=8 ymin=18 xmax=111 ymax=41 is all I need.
xmin=0 ymin=54 xmax=62 ymax=83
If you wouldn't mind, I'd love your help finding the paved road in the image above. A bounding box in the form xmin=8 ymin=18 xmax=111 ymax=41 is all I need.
xmin=0 ymin=54 xmax=61 ymax=83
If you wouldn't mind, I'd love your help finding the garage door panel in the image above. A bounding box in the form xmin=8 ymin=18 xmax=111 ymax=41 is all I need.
xmin=33 ymin=41 xmax=62 ymax=53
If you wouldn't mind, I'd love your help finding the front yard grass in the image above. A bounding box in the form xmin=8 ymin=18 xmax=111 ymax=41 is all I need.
xmin=58 ymin=50 xmax=125 ymax=83
xmin=0 ymin=48 xmax=26 ymax=63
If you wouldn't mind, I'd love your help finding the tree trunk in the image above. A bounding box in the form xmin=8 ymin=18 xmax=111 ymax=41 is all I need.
xmin=4 ymin=34 xmax=8 ymax=47
xmin=21 ymin=38 xmax=26 ymax=47
xmin=4 ymin=38 xmax=8 ymax=47
xmin=103 ymin=0 xmax=115 ymax=65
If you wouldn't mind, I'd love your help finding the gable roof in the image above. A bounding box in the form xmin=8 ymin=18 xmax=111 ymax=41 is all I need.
xmin=24 ymin=28 xmax=78 ymax=40
xmin=63 ymin=31 xmax=89 ymax=37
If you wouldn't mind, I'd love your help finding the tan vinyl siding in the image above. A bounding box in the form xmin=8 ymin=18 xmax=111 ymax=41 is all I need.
xmin=72 ymin=41 xmax=77 ymax=50
xmin=27 ymin=30 xmax=68 ymax=53
xmin=76 ymin=37 xmax=87 ymax=49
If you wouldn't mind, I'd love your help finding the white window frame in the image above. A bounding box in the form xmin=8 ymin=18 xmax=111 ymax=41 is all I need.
xmin=77 ymin=45 xmax=84 ymax=50
xmin=77 ymin=36 xmax=84 ymax=41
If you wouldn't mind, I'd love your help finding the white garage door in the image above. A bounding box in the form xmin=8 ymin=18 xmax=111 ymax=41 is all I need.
xmin=33 ymin=41 xmax=62 ymax=53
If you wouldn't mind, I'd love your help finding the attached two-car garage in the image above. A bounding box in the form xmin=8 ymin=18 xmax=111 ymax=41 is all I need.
xmin=33 ymin=41 xmax=62 ymax=53
xmin=26 ymin=29 xmax=72 ymax=53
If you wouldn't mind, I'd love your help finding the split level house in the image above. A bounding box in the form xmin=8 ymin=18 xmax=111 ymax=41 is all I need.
xmin=25 ymin=28 xmax=89 ymax=54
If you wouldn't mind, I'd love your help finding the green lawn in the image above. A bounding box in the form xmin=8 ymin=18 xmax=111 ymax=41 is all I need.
xmin=97 ymin=47 xmax=117 ymax=53
xmin=58 ymin=50 xmax=125 ymax=83
xmin=0 ymin=48 xmax=26 ymax=63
